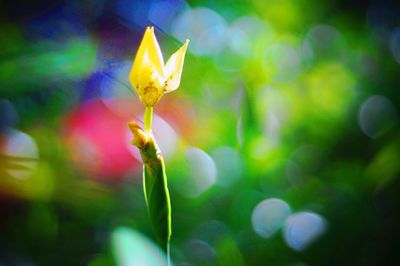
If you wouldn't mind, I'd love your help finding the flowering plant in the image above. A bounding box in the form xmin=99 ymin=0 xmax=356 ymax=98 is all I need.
xmin=128 ymin=26 xmax=189 ymax=262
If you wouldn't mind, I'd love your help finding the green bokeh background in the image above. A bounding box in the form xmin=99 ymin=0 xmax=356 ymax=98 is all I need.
xmin=0 ymin=0 xmax=400 ymax=265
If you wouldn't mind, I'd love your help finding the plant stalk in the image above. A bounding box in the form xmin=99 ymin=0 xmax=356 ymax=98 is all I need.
xmin=144 ymin=106 xmax=153 ymax=133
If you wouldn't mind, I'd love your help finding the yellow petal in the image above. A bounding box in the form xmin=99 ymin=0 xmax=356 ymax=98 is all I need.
xmin=135 ymin=51 xmax=165 ymax=106
xmin=146 ymin=27 xmax=165 ymax=76
xmin=164 ymin=39 xmax=189 ymax=92
xmin=130 ymin=27 xmax=165 ymax=90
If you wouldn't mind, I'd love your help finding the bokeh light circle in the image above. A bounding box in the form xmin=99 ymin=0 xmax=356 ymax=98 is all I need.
xmin=211 ymin=146 xmax=243 ymax=187
xmin=171 ymin=7 xmax=227 ymax=55
xmin=183 ymin=239 xmax=217 ymax=265
xmin=252 ymin=198 xmax=292 ymax=238
xmin=304 ymin=24 xmax=346 ymax=61
xmin=2 ymin=129 xmax=39 ymax=180
xmin=358 ymin=95 xmax=398 ymax=139
xmin=116 ymin=0 xmax=189 ymax=30
xmin=148 ymin=0 xmax=190 ymax=32
xmin=283 ymin=212 xmax=326 ymax=251
xmin=228 ymin=16 xmax=272 ymax=57
xmin=173 ymin=147 xmax=217 ymax=198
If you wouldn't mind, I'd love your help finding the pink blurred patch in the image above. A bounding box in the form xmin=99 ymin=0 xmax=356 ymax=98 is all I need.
xmin=64 ymin=99 xmax=140 ymax=180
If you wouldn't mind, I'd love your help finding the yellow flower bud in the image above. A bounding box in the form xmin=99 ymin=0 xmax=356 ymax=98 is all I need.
xmin=129 ymin=27 xmax=189 ymax=107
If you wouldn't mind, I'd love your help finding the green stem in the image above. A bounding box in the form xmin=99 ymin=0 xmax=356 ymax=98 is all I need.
xmin=144 ymin=106 xmax=153 ymax=133
xmin=129 ymin=120 xmax=171 ymax=263
xmin=138 ymin=136 xmax=171 ymax=258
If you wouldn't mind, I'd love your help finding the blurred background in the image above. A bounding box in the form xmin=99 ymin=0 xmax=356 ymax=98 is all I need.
xmin=1 ymin=0 xmax=400 ymax=265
